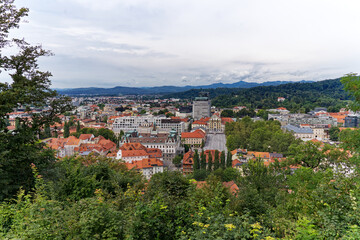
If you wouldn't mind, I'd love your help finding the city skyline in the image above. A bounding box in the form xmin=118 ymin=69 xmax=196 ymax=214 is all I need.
xmin=1 ymin=0 xmax=360 ymax=88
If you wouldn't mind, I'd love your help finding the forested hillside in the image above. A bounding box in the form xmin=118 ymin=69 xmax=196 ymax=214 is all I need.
xmin=165 ymin=78 xmax=349 ymax=112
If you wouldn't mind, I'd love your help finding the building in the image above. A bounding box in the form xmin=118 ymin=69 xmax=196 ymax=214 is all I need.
xmin=344 ymin=116 xmax=359 ymax=128
xmin=182 ymin=150 xmax=195 ymax=175
xmin=120 ymin=130 xmax=181 ymax=161
xmin=181 ymin=129 xmax=206 ymax=148
xmin=45 ymin=135 xmax=116 ymax=158
xmin=192 ymin=92 xmax=211 ymax=120
xmin=116 ymin=142 xmax=163 ymax=162
xmin=116 ymin=142 xmax=164 ymax=179
xmin=282 ymin=124 xmax=314 ymax=141
xmin=125 ymin=158 xmax=164 ymax=180
xmin=268 ymin=113 xmax=338 ymax=127
xmin=158 ymin=118 xmax=185 ymax=134
xmin=277 ymin=97 xmax=285 ymax=102
xmin=192 ymin=113 xmax=233 ymax=133
xmin=176 ymin=106 xmax=192 ymax=118
xmin=112 ymin=115 xmax=185 ymax=135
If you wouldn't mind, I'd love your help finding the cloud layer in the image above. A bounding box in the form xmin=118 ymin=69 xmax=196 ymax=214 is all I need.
xmin=1 ymin=0 xmax=360 ymax=88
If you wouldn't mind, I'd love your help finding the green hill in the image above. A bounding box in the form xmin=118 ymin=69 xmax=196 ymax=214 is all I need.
xmin=165 ymin=78 xmax=349 ymax=112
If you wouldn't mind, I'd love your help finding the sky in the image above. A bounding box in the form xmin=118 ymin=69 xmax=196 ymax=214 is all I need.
xmin=1 ymin=0 xmax=360 ymax=88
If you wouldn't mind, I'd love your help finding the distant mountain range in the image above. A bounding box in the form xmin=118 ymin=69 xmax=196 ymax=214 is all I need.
xmin=56 ymin=80 xmax=312 ymax=96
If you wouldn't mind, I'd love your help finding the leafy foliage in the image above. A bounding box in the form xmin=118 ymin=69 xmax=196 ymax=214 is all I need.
xmin=225 ymin=117 xmax=301 ymax=154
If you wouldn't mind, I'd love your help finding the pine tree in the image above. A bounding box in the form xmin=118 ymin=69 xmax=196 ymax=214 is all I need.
xmin=193 ymin=150 xmax=200 ymax=171
xmin=76 ymin=121 xmax=81 ymax=133
xmin=64 ymin=121 xmax=70 ymax=138
xmin=214 ymin=150 xmax=220 ymax=170
xmin=44 ymin=123 xmax=51 ymax=138
xmin=226 ymin=151 xmax=232 ymax=168
xmin=207 ymin=152 xmax=213 ymax=172
xmin=220 ymin=151 xmax=226 ymax=169
xmin=200 ymin=151 xmax=206 ymax=170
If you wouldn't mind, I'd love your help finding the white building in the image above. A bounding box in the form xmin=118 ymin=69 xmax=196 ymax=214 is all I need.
xmin=112 ymin=115 xmax=185 ymax=135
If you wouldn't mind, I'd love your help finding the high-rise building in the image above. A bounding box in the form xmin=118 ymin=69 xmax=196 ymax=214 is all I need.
xmin=192 ymin=92 xmax=211 ymax=120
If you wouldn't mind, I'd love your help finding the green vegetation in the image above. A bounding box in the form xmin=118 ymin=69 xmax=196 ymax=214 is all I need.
xmin=225 ymin=117 xmax=301 ymax=154
xmin=71 ymin=127 xmax=117 ymax=142
xmin=329 ymin=126 xmax=340 ymax=141
xmin=2 ymin=2 xmax=360 ymax=239
xmin=221 ymin=108 xmax=256 ymax=118
xmin=165 ymin=78 xmax=349 ymax=112
xmin=0 ymin=0 xmax=72 ymax=202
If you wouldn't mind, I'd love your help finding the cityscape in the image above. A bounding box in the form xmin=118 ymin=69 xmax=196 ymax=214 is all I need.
xmin=2 ymin=0 xmax=360 ymax=239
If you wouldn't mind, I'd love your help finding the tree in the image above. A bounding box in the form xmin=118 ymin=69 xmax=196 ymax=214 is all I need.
xmin=193 ymin=150 xmax=200 ymax=171
xmin=44 ymin=123 xmax=51 ymax=138
xmin=184 ymin=144 xmax=190 ymax=153
xmin=226 ymin=151 xmax=232 ymax=168
xmin=76 ymin=121 xmax=81 ymax=133
xmin=207 ymin=152 xmax=213 ymax=172
xmin=54 ymin=127 xmax=58 ymax=138
xmin=256 ymin=109 xmax=269 ymax=120
xmin=103 ymin=115 xmax=108 ymax=123
xmin=172 ymin=155 xmax=182 ymax=167
xmin=200 ymin=151 xmax=206 ymax=170
xmin=220 ymin=150 xmax=226 ymax=169
xmin=329 ymin=126 xmax=340 ymax=141
xmin=0 ymin=0 xmax=72 ymax=201
xmin=341 ymin=73 xmax=360 ymax=111
xmin=214 ymin=150 xmax=220 ymax=170
xmin=63 ymin=121 xmax=70 ymax=138
xmin=288 ymin=142 xmax=325 ymax=169
xmin=97 ymin=128 xmax=116 ymax=142
xmin=98 ymin=103 xmax=105 ymax=110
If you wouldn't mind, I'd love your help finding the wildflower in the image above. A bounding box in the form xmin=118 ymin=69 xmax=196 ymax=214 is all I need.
xmin=204 ymin=224 xmax=210 ymax=228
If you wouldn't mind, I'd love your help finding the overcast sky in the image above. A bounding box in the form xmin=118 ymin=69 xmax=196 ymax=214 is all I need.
xmin=1 ymin=0 xmax=360 ymax=88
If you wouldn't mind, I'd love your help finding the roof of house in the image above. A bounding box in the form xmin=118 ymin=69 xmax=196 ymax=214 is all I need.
xmin=120 ymin=142 xmax=147 ymax=151
xmin=181 ymin=129 xmax=206 ymax=139
xmin=221 ymin=117 xmax=234 ymax=125
xmin=121 ymin=149 xmax=149 ymax=158
xmin=247 ymin=151 xmax=270 ymax=159
xmin=183 ymin=151 xmax=194 ymax=165
xmin=125 ymin=158 xmax=164 ymax=170
xmin=232 ymin=159 xmax=244 ymax=167
xmin=283 ymin=125 xmax=313 ymax=134
xmin=79 ymin=134 xmax=94 ymax=140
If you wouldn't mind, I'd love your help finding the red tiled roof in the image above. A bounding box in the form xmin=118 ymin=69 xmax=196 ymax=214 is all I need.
xmin=181 ymin=129 xmax=206 ymax=139
xmin=122 ymin=149 xmax=149 ymax=158
xmin=221 ymin=117 xmax=234 ymax=125
xmin=120 ymin=142 xmax=147 ymax=151
xmin=247 ymin=151 xmax=270 ymax=159
xmin=79 ymin=134 xmax=94 ymax=140
xmin=125 ymin=158 xmax=163 ymax=170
